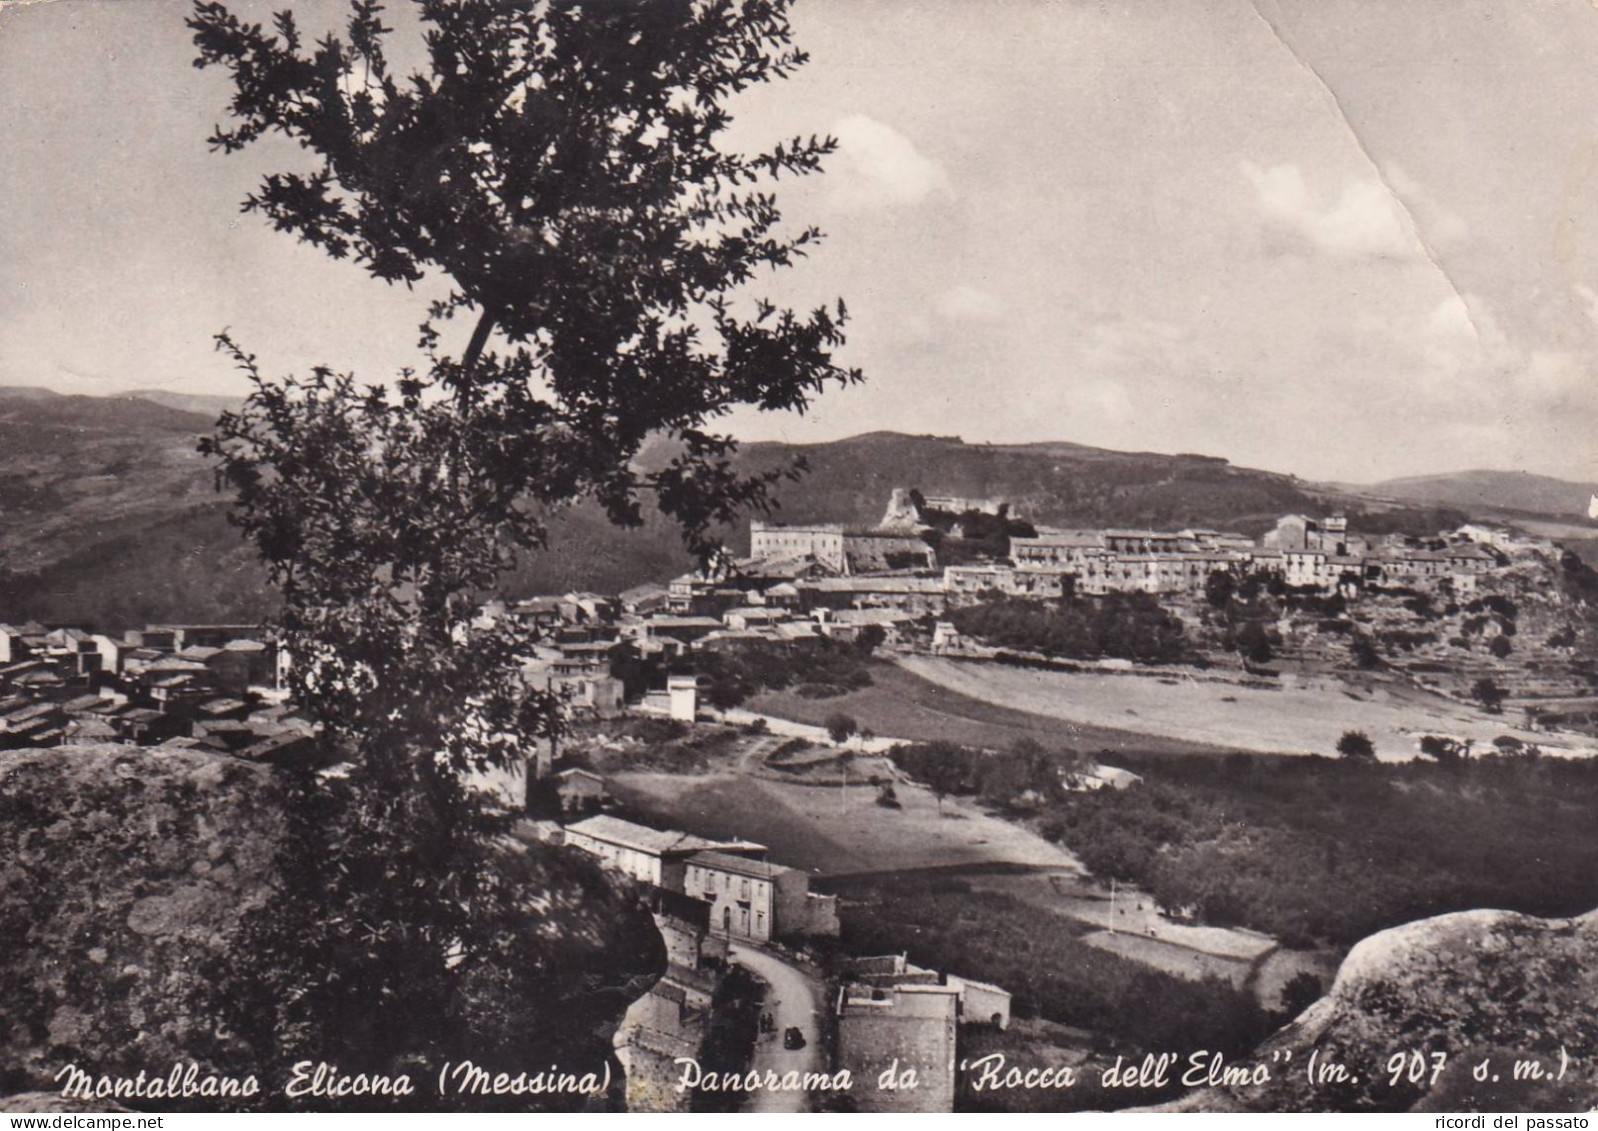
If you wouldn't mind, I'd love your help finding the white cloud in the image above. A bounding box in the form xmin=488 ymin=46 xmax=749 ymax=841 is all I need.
xmin=1365 ymin=293 xmax=1591 ymax=436
xmin=1510 ymin=349 xmax=1587 ymax=405
xmin=1420 ymin=293 xmax=1500 ymax=369
xmin=827 ymin=114 xmax=950 ymax=210
xmin=1078 ymin=315 xmax=1194 ymax=374
xmin=1242 ymin=161 xmax=1415 ymax=260
xmin=1574 ymin=283 xmax=1598 ymax=328
xmin=1383 ymin=163 xmax=1469 ymax=249
xmin=934 ymin=284 xmax=1004 ymax=322
xmin=1084 ymin=377 xmax=1135 ymax=422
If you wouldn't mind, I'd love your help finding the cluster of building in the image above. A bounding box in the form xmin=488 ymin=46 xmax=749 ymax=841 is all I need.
xmin=4 ymin=495 xmax=1540 ymax=772
xmin=835 ymin=954 xmax=1012 ymax=1113
xmin=0 ymin=621 xmax=311 ymax=760
xmin=544 ymin=811 xmax=1013 ymax=1113
xmin=546 ymin=813 xmax=840 ymax=1111
xmin=559 ymin=813 xmax=839 ymax=943
xmin=455 ymin=497 xmax=1549 ymax=757
xmin=689 ymin=511 xmax=1511 ymax=635
xmin=963 ymin=514 xmax=1505 ymax=600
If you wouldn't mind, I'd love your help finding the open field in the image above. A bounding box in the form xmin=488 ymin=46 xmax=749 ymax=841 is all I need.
xmin=748 ymin=659 xmax=1226 ymax=756
xmin=606 ymin=764 xmax=1080 ymax=877
xmin=899 ymin=655 xmax=1598 ymax=760
xmin=954 ymin=869 xmax=1276 ymax=987
xmin=604 ymin=724 xmax=1317 ymax=1009
xmin=1080 ymin=930 xmax=1253 ymax=987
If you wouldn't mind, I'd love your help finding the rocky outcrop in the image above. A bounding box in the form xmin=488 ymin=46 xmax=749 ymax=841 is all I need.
xmin=0 ymin=743 xmax=663 ymax=1109
xmin=879 ymin=487 xmax=926 ymax=531
xmin=1153 ymin=907 xmax=1598 ymax=1112
xmin=0 ymin=1093 xmax=133 ymax=1113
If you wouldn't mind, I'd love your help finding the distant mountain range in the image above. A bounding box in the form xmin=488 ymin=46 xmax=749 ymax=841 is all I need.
xmin=0 ymin=384 xmax=242 ymax=418
xmin=0 ymin=385 xmax=1590 ymax=627
xmin=1353 ymin=469 xmax=1598 ymax=520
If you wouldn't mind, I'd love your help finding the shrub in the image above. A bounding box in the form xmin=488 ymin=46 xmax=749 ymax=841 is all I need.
xmin=1418 ymin=734 xmax=1467 ymax=764
xmin=1472 ymin=677 xmax=1508 ymax=714
xmin=1278 ymin=972 xmax=1324 ymax=1018
xmin=1336 ymin=730 xmax=1376 ymax=760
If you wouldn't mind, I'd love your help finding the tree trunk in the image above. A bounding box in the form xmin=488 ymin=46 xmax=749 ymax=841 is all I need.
xmin=458 ymin=307 xmax=498 ymax=390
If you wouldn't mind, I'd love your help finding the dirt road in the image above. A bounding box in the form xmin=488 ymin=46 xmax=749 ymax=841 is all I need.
xmin=729 ymin=943 xmax=826 ymax=1113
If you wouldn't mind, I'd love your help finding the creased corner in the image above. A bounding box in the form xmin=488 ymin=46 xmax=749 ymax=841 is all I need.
xmin=1244 ymin=0 xmax=1489 ymax=351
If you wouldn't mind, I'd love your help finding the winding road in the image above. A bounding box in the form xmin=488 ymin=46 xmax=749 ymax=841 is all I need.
xmin=728 ymin=942 xmax=826 ymax=1113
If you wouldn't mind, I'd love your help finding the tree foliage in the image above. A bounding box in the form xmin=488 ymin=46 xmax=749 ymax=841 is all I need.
xmin=1336 ymin=729 xmax=1376 ymax=760
xmin=839 ymin=882 xmax=1272 ymax=1064
xmin=1418 ymin=734 xmax=1468 ymax=764
xmin=192 ymin=0 xmax=859 ymax=567
xmin=1472 ymin=676 xmax=1508 ymax=714
xmin=1042 ymin=753 xmax=1598 ymax=947
xmin=824 ymin=711 xmax=858 ymax=744
xmin=948 ymin=594 xmax=1189 ymax=664
xmin=888 ymin=738 xmax=1077 ymax=812
xmin=687 ymin=637 xmax=875 ymax=708
xmin=1204 ymin=569 xmax=1235 ymax=609
xmin=188 ymin=0 xmax=853 ymax=1083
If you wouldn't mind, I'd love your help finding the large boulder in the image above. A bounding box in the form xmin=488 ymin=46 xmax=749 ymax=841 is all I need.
xmin=0 ymin=744 xmax=663 ymax=1110
xmin=1153 ymin=907 xmax=1598 ymax=1112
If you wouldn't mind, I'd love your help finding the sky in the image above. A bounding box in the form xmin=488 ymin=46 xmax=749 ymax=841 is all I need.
xmin=2 ymin=0 xmax=1598 ymax=484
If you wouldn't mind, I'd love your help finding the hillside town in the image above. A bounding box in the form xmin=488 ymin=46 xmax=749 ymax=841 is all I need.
xmin=0 ymin=621 xmax=304 ymax=758
xmin=3 ymin=488 xmax=1595 ymax=1113
xmin=2 ymin=487 xmax=1589 ymax=759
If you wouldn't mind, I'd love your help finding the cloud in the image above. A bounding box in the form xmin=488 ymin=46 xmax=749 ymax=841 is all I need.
xmin=1242 ymin=161 xmax=1416 ymax=259
xmin=1083 ymin=377 xmax=1135 ymax=423
xmin=934 ymin=284 xmax=1004 ymax=322
xmin=1366 ymin=292 xmax=1591 ymax=428
xmin=1574 ymin=283 xmax=1598 ymax=328
xmin=1077 ymin=315 xmax=1194 ymax=374
xmin=827 ymin=114 xmax=949 ymax=210
xmin=1383 ymin=163 xmax=1469 ymax=249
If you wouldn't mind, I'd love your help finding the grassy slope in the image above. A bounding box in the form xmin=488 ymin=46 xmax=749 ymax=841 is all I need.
xmin=1364 ymin=468 xmax=1598 ymax=519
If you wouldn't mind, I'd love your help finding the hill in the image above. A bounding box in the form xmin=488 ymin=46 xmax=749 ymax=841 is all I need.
xmin=1358 ymin=468 xmax=1598 ymax=521
xmin=0 ymin=389 xmax=1465 ymax=628
xmin=735 ymin=432 xmax=1329 ymax=533
xmin=121 ymin=389 xmax=243 ymax=418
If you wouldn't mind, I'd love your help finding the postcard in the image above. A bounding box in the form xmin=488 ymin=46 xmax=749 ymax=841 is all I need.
xmin=0 ymin=0 xmax=1594 ymax=1116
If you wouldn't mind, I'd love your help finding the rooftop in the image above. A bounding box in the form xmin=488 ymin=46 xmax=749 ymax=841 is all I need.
xmin=644 ymin=616 xmax=723 ymax=629
xmin=800 ymin=576 xmax=945 ymax=593
xmin=825 ymin=608 xmax=916 ymax=625
xmin=686 ymin=850 xmax=789 ymax=880
xmin=1015 ymin=529 xmax=1106 ymax=547
xmin=566 ymin=814 xmax=723 ymax=857
xmin=840 ymin=984 xmax=959 ymax=1019
xmin=555 ymin=767 xmax=605 ymax=783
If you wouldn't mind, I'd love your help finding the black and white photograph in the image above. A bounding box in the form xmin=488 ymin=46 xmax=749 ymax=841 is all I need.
xmin=1 ymin=0 xmax=1596 ymax=1117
